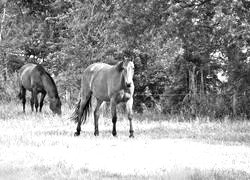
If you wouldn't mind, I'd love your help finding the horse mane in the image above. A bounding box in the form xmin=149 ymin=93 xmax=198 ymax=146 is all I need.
xmin=116 ymin=61 xmax=124 ymax=72
xmin=36 ymin=65 xmax=59 ymax=98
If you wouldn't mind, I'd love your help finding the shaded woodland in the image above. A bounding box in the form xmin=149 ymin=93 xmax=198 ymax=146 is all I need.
xmin=0 ymin=0 xmax=249 ymax=119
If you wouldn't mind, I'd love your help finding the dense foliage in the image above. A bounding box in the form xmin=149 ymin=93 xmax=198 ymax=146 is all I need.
xmin=0 ymin=0 xmax=249 ymax=119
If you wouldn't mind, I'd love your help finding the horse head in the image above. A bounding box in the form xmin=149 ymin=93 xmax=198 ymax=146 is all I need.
xmin=117 ymin=58 xmax=134 ymax=89
xmin=49 ymin=97 xmax=62 ymax=115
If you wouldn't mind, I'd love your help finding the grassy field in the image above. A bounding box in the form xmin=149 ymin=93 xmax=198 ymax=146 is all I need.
xmin=0 ymin=102 xmax=250 ymax=180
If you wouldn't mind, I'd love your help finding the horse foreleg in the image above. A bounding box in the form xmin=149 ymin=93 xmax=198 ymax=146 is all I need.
xmin=94 ymin=99 xmax=103 ymax=136
xmin=39 ymin=91 xmax=46 ymax=112
xmin=126 ymin=98 xmax=134 ymax=138
xmin=111 ymin=99 xmax=117 ymax=137
xmin=21 ymin=87 xmax=26 ymax=113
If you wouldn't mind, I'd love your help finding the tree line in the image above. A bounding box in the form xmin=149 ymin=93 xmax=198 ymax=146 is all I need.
xmin=0 ymin=0 xmax=249 ymax=119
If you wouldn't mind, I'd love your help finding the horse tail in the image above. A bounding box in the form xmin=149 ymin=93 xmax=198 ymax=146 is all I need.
xmin=71 ymin=99 xmax=81 ymax=123
xmin=82 ymin=94 xmax=92 ymax=125
xmin=71 ymin=93 xmax=92 ymax=125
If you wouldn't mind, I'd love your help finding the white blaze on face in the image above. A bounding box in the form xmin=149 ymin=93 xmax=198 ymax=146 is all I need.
xmin=123 ymin=61 xmax=134 ymax=86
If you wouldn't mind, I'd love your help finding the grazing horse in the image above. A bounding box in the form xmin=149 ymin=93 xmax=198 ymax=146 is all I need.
xmin=71 ymin=59 xmax=135 ymax=138
xmin=18 ymin=63 xmax=62 ymax=115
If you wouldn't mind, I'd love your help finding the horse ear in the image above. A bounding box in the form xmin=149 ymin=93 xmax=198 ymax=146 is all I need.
xmin=117 ymin=61 xmax=124 ymax=72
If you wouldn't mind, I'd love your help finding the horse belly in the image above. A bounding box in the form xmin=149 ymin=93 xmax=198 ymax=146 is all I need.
xmin=92 ymin=81 xmax=109 ymax=101
xmin=91 ymin=75 xmax=110 ymax=101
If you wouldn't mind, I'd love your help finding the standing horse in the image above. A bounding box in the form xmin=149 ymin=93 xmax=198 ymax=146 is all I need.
xmin=71 ymin=59 xmax=135 ymax=138
xmin=18 ymin=63 xmax=62 ymax=115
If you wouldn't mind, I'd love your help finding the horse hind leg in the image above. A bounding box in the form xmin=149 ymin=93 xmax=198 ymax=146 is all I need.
xmin=72 ymin=100 xmax=83 ymax=136
xmin=111 ymin=99 xmax=117 ymax=137
xmin=19 ymin=87 xmax=26 ymax=113
xmin=30 ymin=93 xmax=34 ymax=112
xmin=74 ymin=92 xmax=92 ymax=136
xmin=75 ymin=121 xmax=81 ymax=136
xmin=39 ymin=91 xmax=46 ymax=112
xmin=94 ymin=99 xmax=103 ymax=136
xmin=31 ymin=89 xmax=39 ymax=112
xmin=35 ymin=96 xmax=39 ymax=112
xmin=74 ymin=101 xmax=85 ymax=136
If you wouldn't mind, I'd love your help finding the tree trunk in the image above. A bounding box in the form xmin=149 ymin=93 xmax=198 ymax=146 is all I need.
xmin=189 ymin=65 xmax=197 ymax=117
xmin=66 ymin=90 xmax=71 ymax=108
xmin=0 ymin=3 xmax=6 ymax=42
xmin=200 ymin=67 xmax=204 ymax=96
xmin=1 ymin=3 xmax=7 ymax=81
xmin=225 ymin=44 xmax=240 ymax=117
xmin=191 ymin=66 xmax=197 ymax=96
xmin=232 ymin=91 xmax=237 ymax=116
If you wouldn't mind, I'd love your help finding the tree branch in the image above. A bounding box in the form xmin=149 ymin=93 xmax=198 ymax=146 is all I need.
xmin=0 ymin=3 xmax=6 ymax=43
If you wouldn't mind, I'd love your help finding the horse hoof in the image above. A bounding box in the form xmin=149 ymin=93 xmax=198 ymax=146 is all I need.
xmin=94 ymin=132 xmax=99 ymax=136
xmin=112 ymin=131 xmax=117 ymax=137
xmin=74 ymin=132 xmax=80 ymax=136
xmin=129 ymin=134 xmax=134 ymax=138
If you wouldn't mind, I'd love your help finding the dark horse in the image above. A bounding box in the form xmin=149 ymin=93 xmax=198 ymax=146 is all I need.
xmin=71 ymin=59 xmax=135 ymax=138
xmin=18 ymin=63 xmax=62 ymax=115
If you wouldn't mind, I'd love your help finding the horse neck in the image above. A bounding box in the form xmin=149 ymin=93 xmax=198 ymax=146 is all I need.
xmin=112 ymin=69 xmax=127 ymax=91
xmin=42 ymin=73 xmax=59 ymax=99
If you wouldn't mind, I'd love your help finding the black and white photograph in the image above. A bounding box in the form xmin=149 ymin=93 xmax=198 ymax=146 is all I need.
xmin=0 ymin=0 xmax=249 ymax=179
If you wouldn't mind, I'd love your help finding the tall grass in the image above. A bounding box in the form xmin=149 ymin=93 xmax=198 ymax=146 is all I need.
xmin=0 ymin=102 xmax=250 ymax=179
